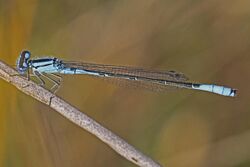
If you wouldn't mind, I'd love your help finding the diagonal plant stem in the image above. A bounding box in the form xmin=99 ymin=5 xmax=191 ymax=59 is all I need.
xmin=0 ymin=60 xmax=162 ymax=167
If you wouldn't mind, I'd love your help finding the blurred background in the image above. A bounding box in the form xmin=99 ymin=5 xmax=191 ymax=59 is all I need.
xmin=0 ymin=0 xmax=249 ymax=167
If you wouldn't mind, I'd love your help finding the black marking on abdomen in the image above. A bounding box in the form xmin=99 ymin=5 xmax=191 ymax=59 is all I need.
xmin=231 ymin=89 xmax=236 ymax=96
xmin=192 ymin=83 xmax=200 ymax=88
xmin=70 ymin=68 xmax=77 ymax=74
xmin=80 ymin=69 xmax=193 ymax=88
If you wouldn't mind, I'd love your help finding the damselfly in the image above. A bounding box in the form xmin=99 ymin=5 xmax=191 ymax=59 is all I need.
xmin=16 ymin=50 xmax=237 ymax=97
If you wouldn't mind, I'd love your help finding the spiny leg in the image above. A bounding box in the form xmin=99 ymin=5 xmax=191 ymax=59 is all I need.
xmin=41 ymin=73 xmax=61 ymax=93
xmin=49 ymin=73 xmax=62 ymax=83
xmin=27 ymin=68 xmax=30 ymax=81
xmin=49 ymin=73 xmax=63 ymax=93
xmin=11 ymin=69 xmax=35 ymax=79
xmin=33 ymin=71 xmax=45 ymax=86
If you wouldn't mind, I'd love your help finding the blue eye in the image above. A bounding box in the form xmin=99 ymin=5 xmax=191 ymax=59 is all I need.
xmin=23 ymin=50 xmax=31 ymax=59
xmin=16 ymin=50 xmax=31 ymax=74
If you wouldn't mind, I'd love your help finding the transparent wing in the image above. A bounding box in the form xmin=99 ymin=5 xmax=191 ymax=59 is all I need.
xmin=60 ymin=61 xmax=190 ymax=92
xmin=101 ymin=77 xmax=179 ymax=92
xmin=61 ymin=61 xmax=189 ymax=82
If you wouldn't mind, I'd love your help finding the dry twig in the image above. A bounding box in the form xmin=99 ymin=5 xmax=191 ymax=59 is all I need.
xmin=0 ymin=60 xmax=162 ymax=167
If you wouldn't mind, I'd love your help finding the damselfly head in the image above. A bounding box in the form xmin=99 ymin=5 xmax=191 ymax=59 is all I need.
xmin=16 ymin=50 xmax=31 ymax=74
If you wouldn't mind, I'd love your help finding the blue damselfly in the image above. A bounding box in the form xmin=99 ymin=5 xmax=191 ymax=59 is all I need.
xmin=16 ymin=50 xmax=237 ymax=97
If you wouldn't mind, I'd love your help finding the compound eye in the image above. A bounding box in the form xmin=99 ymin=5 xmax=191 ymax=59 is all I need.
xmin=24 ymin=51 xmax=31 ymax=59
xmin=16 ymin=50 xmax=31 ymax=74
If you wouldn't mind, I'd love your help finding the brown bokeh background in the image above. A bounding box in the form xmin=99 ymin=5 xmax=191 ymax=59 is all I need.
xmin=0 ymin=0 xmax=250 ymax=167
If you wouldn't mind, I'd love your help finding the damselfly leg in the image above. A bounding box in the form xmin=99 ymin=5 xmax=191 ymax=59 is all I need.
xmin=42 ymin=73 xmax=62 ymax=93
xmin=27 ymin=68 xmax=30 ymax=81
xmin=32 ymin=71 xmax=62 ymax=93
xmin=33 ymin=71 xmax=45 ymax=86
xmin=49 ymin=73 xmax=62 ymax=83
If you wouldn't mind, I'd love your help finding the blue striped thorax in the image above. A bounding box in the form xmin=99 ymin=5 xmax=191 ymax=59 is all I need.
xmin=30 ymin=57 xmax=61 ymax=73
